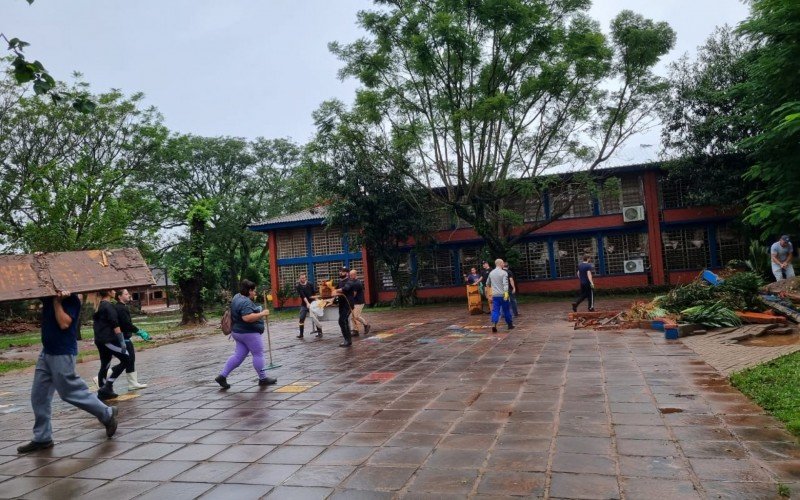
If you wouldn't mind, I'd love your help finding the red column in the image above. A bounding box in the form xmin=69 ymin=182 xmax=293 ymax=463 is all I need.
xmin=267 ymin=231 xmax=280 ymax=307
xmin=361 ymin=245 xmax=373 ymax=305
xmin=643 ymin=171 xmax=666 ymax=285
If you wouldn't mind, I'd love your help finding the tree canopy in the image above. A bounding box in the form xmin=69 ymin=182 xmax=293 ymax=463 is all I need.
xmin=330 ymin=0 xmax=675 ymax=256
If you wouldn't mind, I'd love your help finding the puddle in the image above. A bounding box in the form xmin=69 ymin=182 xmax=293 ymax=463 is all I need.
xmin=739 ymin=333 xmax=800 ymax=347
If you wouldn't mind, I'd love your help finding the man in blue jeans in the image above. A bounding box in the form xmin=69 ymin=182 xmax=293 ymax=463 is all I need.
xmin=18 ymin=291 xmax=118 ymax=454
xmin=770 ymin=235 xmax=795 ymax=282
xmin=486 ymin=259 xmax=514 ymax=333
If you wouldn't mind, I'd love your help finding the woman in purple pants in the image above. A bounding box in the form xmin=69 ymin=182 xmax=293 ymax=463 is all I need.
xmin=215 ymin=280 xmax=278 ymax=389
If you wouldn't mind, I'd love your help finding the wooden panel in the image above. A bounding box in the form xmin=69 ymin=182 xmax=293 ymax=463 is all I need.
xmin=0 ymin=248 xmax=155 ymax=302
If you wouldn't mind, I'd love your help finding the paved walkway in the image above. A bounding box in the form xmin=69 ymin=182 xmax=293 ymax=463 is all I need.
xmin=681 ymin=328 xmax=800 ymax=376
xmin=0 ymin=301 xmax=799 ymax=499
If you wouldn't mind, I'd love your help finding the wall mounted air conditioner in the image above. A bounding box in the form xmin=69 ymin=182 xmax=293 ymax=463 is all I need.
xmin=624 ymin=258 xmax=645 ymax=273
xmin=623 ymin=205 xmax=645 ymax=222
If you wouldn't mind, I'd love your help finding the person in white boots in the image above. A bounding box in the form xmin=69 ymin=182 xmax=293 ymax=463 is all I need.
xmin=113 ymin=289 xmax=148 ymax=390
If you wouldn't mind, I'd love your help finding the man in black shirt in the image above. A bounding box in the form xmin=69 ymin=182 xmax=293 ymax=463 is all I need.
xmin=348 ymin=269 xmax=371 ymax=336
xmin=503 ymin=262 xmax=520 ymax=317
xmin=296 ymin=273 xmax=322 ymax=339
xmin=334 ymin=266 xmax=354 ymax=347
xmin=479 ymin=261 xmax=492 ymax=313
xmin=113 ymin=289 xmax=148 ymax=389
xmin=92 ymin=289 xmax=132 ymax=400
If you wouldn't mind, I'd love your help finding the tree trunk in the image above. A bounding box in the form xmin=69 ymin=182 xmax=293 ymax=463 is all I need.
xmin=179 ymin=277 xmax=206 ymax=325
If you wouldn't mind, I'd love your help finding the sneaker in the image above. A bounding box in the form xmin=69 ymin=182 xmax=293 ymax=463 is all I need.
xmin=492 ymin=325 xmax=498 ymax=333
xmin=571 ymin=303 xmax=577 ymax=313
xmin=104 ymin=406 xmax=118 ymax=438
xmin=508 ymin=324 xmax=515 ymax=331
xmin=339 ymin=341 xmax=352 ymax=347
xmin=296 ymin=334 xmax=304 ymax=339
xmin=214 ymin=375 xmax=231 ymax=389
xmin=258 ymin=377 xmax=278 ymax=386
xmin=588 ymin=308 xmax=595 ymax=312
xmin=364 ymin=324 xmax=371 ymax=335
xmin=17 ymin=440 xmax=54 ymax=454
xmin=315 ymin=331 xmax=323 ymax=338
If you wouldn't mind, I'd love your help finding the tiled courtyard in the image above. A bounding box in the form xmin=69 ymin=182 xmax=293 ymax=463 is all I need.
xmin=0 ymin=300 xmax=799 ymax=499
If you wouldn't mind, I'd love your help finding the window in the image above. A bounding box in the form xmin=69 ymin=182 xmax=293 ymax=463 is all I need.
xmin=131 ymin=292 xmax=140 ymax=301
xmin=603 ymin=233 xmax=649 ymax=275
xmin=276 ymin=229 xmax=307 ymax=259
xmin=554 ymin=237 xmax=597 ymax=278
xmin=311 ymin=227 xmax=343 ymax=256
xmin=717 ymin=224 xmax=747 ymax=267
xmin=662 ymin=228 xmax=710 ymax=270
xmin=313 ymin=261 xmax=343 ymax=284
xmin=348 ymin=259 xmax=364 ymax=279
xmin=459 ymin=246 xmax=484 ymax=276
xmin=151 ymin=290 xmax=164 ymax=300
xmin=599 ymin=176 xmax=644 ymax=214
xmin=377 ymin=257 xmax=411 ymax=291
xmin=659 ymin=176 xmax=692 ymax=209
xmin=417 ymin=249 xmax=455 ymax=287
xmin=550 ymin=186 xmax=594 ymax=219
xmin=514 ymin=241 xmax=550 ymax=280
xmin=279 ymin=264 xmax=310 ymax=291
xmin=507 ymin=197 xmax=546 ymax=223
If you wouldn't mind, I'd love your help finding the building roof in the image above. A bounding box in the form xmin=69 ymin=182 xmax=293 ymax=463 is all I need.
xmin=248 ymin=206 xmax=328 ymax=232
xmin=148 ymin=266 xmax=174 ymax=288
xmin=247 ymin=162 xmax=665 ymax=233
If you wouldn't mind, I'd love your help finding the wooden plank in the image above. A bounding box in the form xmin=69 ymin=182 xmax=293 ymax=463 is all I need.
xmin=0 ymin=248 xmax=155 ymax=302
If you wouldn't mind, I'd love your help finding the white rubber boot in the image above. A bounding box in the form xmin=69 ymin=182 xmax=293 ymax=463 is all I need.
xmin=126 ymin=371 xmax=148 ymax=389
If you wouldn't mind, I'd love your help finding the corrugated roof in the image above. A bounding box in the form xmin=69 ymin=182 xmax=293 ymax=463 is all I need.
xmin=0 ymin=248 xmax=156 ymax=302
xmin=248 ymin=206 xmax=327 ymax=230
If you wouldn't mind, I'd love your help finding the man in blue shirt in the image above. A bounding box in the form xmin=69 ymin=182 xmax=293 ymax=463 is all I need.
xmin=571 ymin=255 xmax=596 ymax=312
xmin=770 ymin=235 xmax=795 ymax=282
xmin=18 ymin=291 xmax=118 ymax=454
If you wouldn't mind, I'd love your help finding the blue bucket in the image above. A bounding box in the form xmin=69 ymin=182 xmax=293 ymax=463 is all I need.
xmin=665 ymin=328 xmax=679 ymax=340
xmin=651 ymin=321 xmax=665 ymax=331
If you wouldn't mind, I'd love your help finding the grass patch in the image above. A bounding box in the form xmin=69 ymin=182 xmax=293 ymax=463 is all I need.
xmin=0 ymin=359 xmax=36 ymax=374
xmin=0 ymin=331 xmax=40 ymax=350
xmin=730 ymin=351 xmax=800 ymax=437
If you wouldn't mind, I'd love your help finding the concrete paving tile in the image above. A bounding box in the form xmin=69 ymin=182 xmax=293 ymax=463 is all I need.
xmin=337 ymin=432 xmax=393 ymax=447
xmin=680 ymin=439 xmax=748 ymax=459
xmin=368 ymin=447 xmax=431 ymax=466
xmin=114 ymin=442 xmax=185 ymax=460
xmin=259 ymin=445 xmax=324 ymax=464
xmin=264 ymin=486 xmax=333 ymax=499
xmin=619 ymin=456 xmax=691 ymax=479
xmin=701 ymin=481 xmax=785 ymax=499
xmin=555 ymin=436 xmax=612 ymax=455
xmin=438 ymin=433 xmax=495 ymax=450
xmin=283 ymin=464 xmax=356 ymax=487
xmin=343 ymin=466 xmax=416 ymax=491
xmin=0 ymin=476 xmax=58 ymax=498
xmin=81 ymin=480 xmax=159 ymax=500
xmin=226 ymin=463 xmax=301 ymax=485
xmin=25 ymin=478 xmax=106 ymax=499
xmin=26 ymin=457 xmax=99 ymax=477
xmin=71 ymin=440 xmax=139 ymax=459
xmin=241 ymin=429 xmax=298 ymax=445
xmin=161 ymin=443 xmax=228 ymax=461
xmin=746 ymin=441 xmax=800 ymax=461
xmin=0 ymin=456 xmax=58 ymax=475
xmin=552 ymin=452 xmax=616 ymax=475
xmin=134 ymin=481 xmax=214 ymax=500
xmin=197 ymin=483 xmax=273 ymax=499
xmin=312 ymin=446 xmax=376 ymax=466
xmin=173 ymin=461 xmax=249 ymax=482
xmin=329 ymin=489 xmax=394 ymax=500
xmin=616 ymin=439 xmax=680 ymax=457
xmin=385 ymin=433 xmax=440 ymax=449
xmin=476 ymin=470 xmax=546 ymax=496
xmin=621 ymin=476 xmax=702 ymax=499
xmin=288 ymin=431 xmax=344 ymax=446
xmin=119 ymin=460 xmax=196 ymax=481
xmin=408 ymin=467 xmax=478 ymax=495
xmin=69 ymin=459 xmax=150 ymax=480
xmin=424 ymin=448 xmax=488 ymax=468
xmin=207 ymin=444 xmax=274 ymax=462
xmin=613 ymin=424 xmax=671 ymax=440
xmin=486 ymin=449 xmax=548 ymax=472
xmin=549 ymin=472 xmax=620 ymax=499
xmin=757 ymin=460 xmax=800 ymax=482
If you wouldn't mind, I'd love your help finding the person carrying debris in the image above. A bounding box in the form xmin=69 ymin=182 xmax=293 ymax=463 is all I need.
xmin=486 ymin=258 xmax=514 ymax=332
xmin=296 ymin=273 xmax=322 ymax=339
xmin=479 ymin=261 xmax=492 ymax=313
xmin=18 ymin=291 xmax=118 ymax=454
xmin=349 ymin=269 xmax=371 ymax=336
xmin=334 ymin=266 xmax=356 ymax=347
xmin=770 ymin=235 xmax=795 ymax=282
xmin=571 ymin=255 xmax=596 ymax=312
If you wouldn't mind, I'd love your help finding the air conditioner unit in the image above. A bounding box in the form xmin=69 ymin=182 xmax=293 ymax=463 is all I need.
xmin=623 ymin=205 xmax=645 ymax=222
xmin=624 ymin=258 xmax=645 ymax=273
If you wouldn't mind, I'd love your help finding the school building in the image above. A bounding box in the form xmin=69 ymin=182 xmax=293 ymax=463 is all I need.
xmin=248 ymin=162 xmax=744 ymax=308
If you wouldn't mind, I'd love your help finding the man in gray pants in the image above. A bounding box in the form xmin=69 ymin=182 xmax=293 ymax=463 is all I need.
xmin=17 ymin=291 xmax=118 ymax=454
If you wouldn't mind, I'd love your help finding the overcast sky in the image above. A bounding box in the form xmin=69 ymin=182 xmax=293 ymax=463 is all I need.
xmin=4 ymin=0 xmax=750 ymax=164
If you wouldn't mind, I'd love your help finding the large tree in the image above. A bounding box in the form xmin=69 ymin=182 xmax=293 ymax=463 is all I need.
xmin=309 ymin=100 xmax=436 ymax=306
xmin=330 ymin=0 xmax=675 ymax=256
xmin=0 ymin=74 xmax=166 ymax=253
xmin=738 ymin=0 xmax=800 ymax=238
xmin=660 ymin=26 xmax=755 ymax=207
xmin=152 ymin=134 xmax=314 ymax=318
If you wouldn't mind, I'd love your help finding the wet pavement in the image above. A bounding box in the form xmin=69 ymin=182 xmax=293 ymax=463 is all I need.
xmin=1 ymin=300 xmax=799 ymax=499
